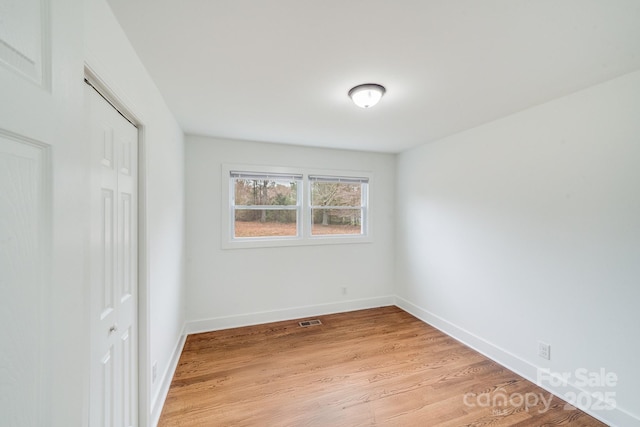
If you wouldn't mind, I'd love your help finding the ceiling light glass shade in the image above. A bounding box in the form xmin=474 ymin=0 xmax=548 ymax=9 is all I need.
xmin=348 ymin=83 xmax=386 ymax=108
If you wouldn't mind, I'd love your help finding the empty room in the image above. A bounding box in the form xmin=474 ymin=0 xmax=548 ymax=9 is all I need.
xmin=1 ymin=0 xmax=639 ymax=426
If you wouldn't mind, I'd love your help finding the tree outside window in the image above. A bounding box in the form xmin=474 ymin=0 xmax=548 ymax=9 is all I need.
xmin=231 ymin=172 xmax=302 ymax=238
xmin=309 ymin=176 xmax=368 ymax=236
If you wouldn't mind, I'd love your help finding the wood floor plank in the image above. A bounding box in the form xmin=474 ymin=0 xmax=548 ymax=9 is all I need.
xmin=158 ymin=306 xmax=607 ymax=426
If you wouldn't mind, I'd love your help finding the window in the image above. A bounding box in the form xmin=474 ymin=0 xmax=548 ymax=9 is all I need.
xmin=223 ymin=165 xmax=372 ymax=248
xmin=230 ymin=171 xmax=302 ymax=239
xmin=309 ymin=176 xmax=368 ymax=237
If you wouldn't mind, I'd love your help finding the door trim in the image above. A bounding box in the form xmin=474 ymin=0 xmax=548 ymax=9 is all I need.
xmin=84 ymin=63 xmax=151 ymax=427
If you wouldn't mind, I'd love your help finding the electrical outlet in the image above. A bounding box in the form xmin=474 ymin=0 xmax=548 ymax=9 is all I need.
xmin=538 ymin=341 xmax=551 ymax=360
xmin=152 ymin=362 xmax=158 ymax=383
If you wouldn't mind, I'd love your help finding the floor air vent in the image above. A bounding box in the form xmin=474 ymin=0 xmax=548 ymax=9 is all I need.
xmin=299 ymin=319 xmax=322 ymax=327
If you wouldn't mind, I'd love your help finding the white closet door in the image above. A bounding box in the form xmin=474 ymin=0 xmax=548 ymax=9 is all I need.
xmin=87 ymin=84 xmax=138 ymax=427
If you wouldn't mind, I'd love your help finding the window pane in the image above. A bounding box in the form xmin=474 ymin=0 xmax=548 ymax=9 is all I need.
xmin=234 ymin=179 xmax=298 ymax=206
xmin=234 ymin=210 xmax=297 ymax=238
xmin=311 ymin=181 xmax=361 ymax=207
xmin=311 ymin=208 xmax=362 ymax=236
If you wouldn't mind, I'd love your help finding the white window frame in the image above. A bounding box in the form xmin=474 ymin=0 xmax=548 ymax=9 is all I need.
xmin=221 ymin=164 xmax=373 ymax=249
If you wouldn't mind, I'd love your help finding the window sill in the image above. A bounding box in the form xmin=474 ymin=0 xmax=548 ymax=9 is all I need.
xmin=221 ymin=234 xmax=373 ymax=250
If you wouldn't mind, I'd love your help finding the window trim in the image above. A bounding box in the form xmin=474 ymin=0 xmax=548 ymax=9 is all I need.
xmin=221 ymin=164 xmax=373 ymax=249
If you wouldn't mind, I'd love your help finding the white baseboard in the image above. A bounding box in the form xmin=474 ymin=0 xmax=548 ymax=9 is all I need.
xmin=394 ymin=296 xmax=640 ymax=427
xmin=185 ymin=295 xmax=395 ymax=335
xmin=150 ymin=326 xmax=187 ymax=427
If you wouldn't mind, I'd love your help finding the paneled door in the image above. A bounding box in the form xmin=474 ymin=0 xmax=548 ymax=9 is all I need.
xmin=87 ymin=83 xmax=138 ymax=427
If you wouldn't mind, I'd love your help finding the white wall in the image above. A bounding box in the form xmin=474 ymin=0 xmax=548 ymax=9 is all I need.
xmin=84 ymin=0 xmax=186 ymax=424
xmin=396 ymin=70 xmax=640 ymax=426
xmin=185 ymin=136 xmax=395 ymax=331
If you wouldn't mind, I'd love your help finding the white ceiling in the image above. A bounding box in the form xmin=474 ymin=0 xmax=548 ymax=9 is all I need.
xmin=107 ymin=0 xmax=640 ymax=153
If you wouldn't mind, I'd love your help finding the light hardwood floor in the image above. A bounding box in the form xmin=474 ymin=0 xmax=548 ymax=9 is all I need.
xmin=158 ymin=306 xmax=606 ymax=426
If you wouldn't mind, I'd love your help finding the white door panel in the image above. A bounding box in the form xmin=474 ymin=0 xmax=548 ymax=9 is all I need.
xmin=88 ymin=84 xmax=138 ymax=427
xmin=0 ymin=133 xmax=48 ymax=426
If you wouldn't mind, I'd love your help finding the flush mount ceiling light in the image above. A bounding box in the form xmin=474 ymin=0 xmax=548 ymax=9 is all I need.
xmin=348 ymin=83 xmax=386 ymax=108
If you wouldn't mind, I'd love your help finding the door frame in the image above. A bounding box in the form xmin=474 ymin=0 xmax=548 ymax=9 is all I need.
xmin=84 ymin=63 xmax=151 ymax=427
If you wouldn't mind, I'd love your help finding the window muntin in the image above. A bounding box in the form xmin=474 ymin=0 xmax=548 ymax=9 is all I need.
xmin=309 ymin=176 xmax=368 ymax=237
xmin=231 ymin=172 xmax=302 ymax=239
